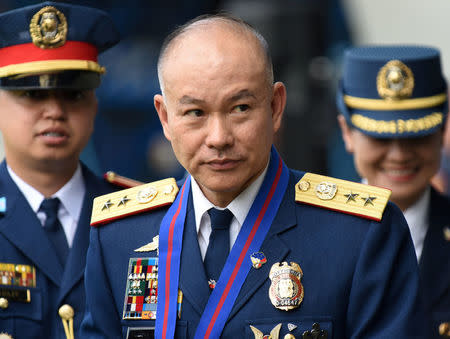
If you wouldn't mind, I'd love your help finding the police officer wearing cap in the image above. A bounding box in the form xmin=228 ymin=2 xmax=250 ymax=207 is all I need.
xmin=337 ymin=45 xmax=450 ymax=338
xmin=0 ymin=2 xmax=120 ymax=338
xmin=81 ymin=14 xmax=427 ymax=338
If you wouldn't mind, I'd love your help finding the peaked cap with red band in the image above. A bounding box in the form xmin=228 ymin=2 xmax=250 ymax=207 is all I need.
xmin=0 ymin=1 xmax=120 ymax=89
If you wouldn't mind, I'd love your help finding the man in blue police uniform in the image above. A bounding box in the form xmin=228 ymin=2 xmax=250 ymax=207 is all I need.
xmin=0 ymin=2 xmax=120 ymax=338
xmin=337 ymin=45 xmax=450 ymax=338
xmin=81 ymin=14 xmax=427 ymax=338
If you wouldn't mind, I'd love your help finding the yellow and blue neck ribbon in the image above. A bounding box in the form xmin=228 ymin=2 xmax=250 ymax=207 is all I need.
xmin=156 ymin=146 xmax=289 ymax=339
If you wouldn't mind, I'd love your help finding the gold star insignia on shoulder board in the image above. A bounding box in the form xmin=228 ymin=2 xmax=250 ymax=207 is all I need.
xmin=102 ymin=199 xmax=114 ymax=211
xmin=117 ymin=196 xmax=131 ymax=206
xmin=91 ymin=178 xmax=179 ymax=226
xmin=361 ymin=196 xmax=376 ymax=206
xmin=344 ymin=192 xmax=359 ymax=203
xmin=295 ymin=173 xmax=391 ymax=222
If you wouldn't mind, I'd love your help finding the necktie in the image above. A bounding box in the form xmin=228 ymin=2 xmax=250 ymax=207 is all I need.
xmin=40 ymin=198 xmax=69 ymax=266
xmin=204 ymin=208 xmax=233 ymax=283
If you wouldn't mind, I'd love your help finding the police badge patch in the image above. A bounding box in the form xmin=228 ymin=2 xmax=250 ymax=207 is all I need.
xmin=269 ymin=262 xmax=304 ymax=311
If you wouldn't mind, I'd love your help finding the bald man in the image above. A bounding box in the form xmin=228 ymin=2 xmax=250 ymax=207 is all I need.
xmin=81 ymin=14 xmax=427 ymax=338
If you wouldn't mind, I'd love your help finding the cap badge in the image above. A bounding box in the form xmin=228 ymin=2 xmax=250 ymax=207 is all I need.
xmin=377 ymin=60 xmax=414 ymax=100
xmin=30 ymin=6 xmax=68 ymax=49
xmin=269 ymin=262 xmax=304 ymax=311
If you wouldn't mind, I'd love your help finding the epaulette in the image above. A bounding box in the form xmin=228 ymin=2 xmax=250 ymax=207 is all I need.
xmin=91 ymin=178 xmax=179 ymax=227
xmin=103 ymin=171 xmax=144 ymax=188
xmin=295 ymin=173 xmax=391 ymax=221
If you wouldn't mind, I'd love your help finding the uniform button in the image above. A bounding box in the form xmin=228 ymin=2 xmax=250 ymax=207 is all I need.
xmin=58 ymin=304 xmax=74 ymax=320
xmin=0 ymin=332 xmax=13 ymax=339
xmin=0 ymin=298 xmax=8 ymax=309
xmin=440 ymin=322 xmax=450 ymax=337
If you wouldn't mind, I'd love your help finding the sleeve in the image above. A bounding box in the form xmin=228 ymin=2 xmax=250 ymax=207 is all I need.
xmin=346 ymin=202 xmax=428 ymax=338
xmin=80 ymin=227 xmax=123 ymax=339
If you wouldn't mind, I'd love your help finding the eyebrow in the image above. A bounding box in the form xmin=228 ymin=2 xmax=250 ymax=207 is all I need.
xmin=178 ymin=90 xmax=256 ymax=105
xmin=179 ymin=96 xmax=205 ymax=105
xmin=229 ymin=89 xmax=257 ymax=102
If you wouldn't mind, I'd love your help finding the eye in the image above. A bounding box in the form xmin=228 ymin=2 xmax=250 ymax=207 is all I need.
xmin=61 ymin=90 xmax=86 ymax=101
xmin=15 ymin=90 xmax=49 ymax=100
xmin=185 ymin=109 xmax=204 ymax=117
xmin=232 ymin=104 xmax=249 ymax=113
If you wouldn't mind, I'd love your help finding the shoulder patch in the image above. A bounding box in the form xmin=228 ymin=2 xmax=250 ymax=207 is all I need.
xmin=295 ymin=173 xmax=391 ymax=221
xmin=91 ymin=178 xmax=179 ymax=227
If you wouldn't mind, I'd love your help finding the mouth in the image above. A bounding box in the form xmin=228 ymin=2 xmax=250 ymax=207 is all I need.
xmin=383 ymin=167 xmax=418 ymax=182
xmin=206 ymin=158 xmax=241 ymax=170
xmin=38 ymin=128 xmax=69 ymax=144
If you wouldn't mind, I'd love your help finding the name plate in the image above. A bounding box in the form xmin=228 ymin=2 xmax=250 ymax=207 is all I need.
xmin=0 ymin=287 xmax=31 ymax=302
xmin=126 ymin=327 xmax=154 ymax=339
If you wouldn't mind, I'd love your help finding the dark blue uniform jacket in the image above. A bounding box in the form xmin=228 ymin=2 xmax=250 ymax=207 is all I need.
xmin=0 ymin=161 xmax=115 ymax=339
xmin=81 ymin=169 xmax=427 ymax=338
xmin=421 ymin=188 xmax=450 ymax=338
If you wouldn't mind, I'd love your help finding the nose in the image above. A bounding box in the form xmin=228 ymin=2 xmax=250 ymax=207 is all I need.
xmin=42 ymin=96 xmax=66 ymax=120
xmin=386 ymin=139 xmax=414 ymax=161
xmin=205 ymin=114 xmax=234 ymax=150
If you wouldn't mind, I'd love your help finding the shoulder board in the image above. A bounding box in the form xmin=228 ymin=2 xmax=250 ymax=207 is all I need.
xmin=103 ymin=171 xmax=144 ymax=188
xmin=91 ymin=178 xmax=179 ymax=227
xmin=295 ymin=173 xmax=391 ymax=221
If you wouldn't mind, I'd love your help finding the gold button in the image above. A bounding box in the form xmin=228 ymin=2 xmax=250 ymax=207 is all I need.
xmin=0 ymin=332 xmax=13 ymax=339
xmin=298 ymin=180 xmax=310 ymax=191
xmin=0 ymin=298 xmax=8 ymax=309
xmin=58 ymin=304 xmax=74 ymax=320
xmin=284 ymin=334 xmax=296 ymax=339
xmin=440 ymin=322 xmax=450 ymax=337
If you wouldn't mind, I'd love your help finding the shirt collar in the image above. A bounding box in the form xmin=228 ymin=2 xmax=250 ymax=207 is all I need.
xmin=7 ymin=164 xmax=86 ymax=222
xmin=403 ymin=186 xmax=430 ymax=218
xmin=191 ymin=163 xmax=269 ymax=232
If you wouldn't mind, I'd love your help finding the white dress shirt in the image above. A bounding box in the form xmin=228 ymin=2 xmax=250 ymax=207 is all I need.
xmin=362 ymin=178 xmax=430 ymax=261
xmin=191 ymin=165 xmax=268 ymax=260
xmin=403 ymin=187 xmax=430 ymax=262
xmin=8 ymin=165 xmax=86 ymax=247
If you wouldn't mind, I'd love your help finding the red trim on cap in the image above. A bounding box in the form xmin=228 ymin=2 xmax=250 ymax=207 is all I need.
xmin=0 ymin=41 xmax=98 ymax=67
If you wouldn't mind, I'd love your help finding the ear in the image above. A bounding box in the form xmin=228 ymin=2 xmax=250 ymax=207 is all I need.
xmin=271 ymin=82 xmax=287 ymax=133
xmin=154 ymin=94 xmax=172 ymax=141
xmin=337 ymin=114 xmax=355 ymax=153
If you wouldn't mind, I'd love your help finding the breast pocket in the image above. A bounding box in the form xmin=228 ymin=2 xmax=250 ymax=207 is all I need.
xmin=245 ymin=318 xmax=332 ymax=338
xmin=0 ymin=286 xmax=43 ymax=337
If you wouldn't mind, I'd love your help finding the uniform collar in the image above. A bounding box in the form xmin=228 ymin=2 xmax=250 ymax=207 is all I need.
xmin=191 ymin=163 xmax=269 ymax=233
xmin=7 ymin=164 xmax=86 ymax=222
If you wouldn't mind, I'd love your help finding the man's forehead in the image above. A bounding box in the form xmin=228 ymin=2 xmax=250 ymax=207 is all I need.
xmin=166 ymin=21 xmax=261 ymax=63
